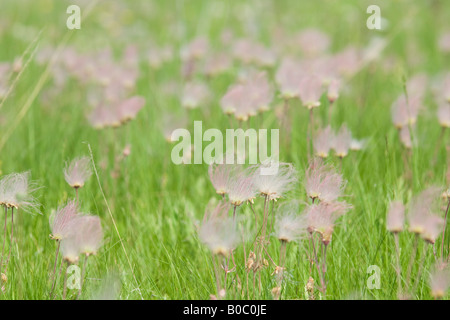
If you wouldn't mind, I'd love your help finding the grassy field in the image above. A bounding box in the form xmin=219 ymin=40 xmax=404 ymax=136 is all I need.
xmin=0 ymin=0 xmax=449 ymax=300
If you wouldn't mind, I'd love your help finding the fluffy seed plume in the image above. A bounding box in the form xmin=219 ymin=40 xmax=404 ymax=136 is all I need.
xmin=199 ymin=202 xmax=239 ymax=256
xmin=386 ymin=201 xmax=405 ymax=233
xmin=305 ymin=201 xmax=351 ymax=245
xmin=304 ymin=158 xmax=347 ymax=203
xmin=252 ymin=162 xmax=297 ymax=201
xmin=227 ymin=166 xmax=258 ymax=206
xmin=274 ymin=202 xmax=307 ymax=242
xmin=408 ymin=186 xmax=442 ymax=235
xmin=0 ymin=171 xmax=39 ymax=213
xmin=430 ymin=261 xmax=450 ymax=299
xmin=49 ymin=200 xmax=78 ymax=240
xmin=64 ymin=156 xmax=93 ymax=189
xmin=314 ymin=126 xmax=333 ymax=158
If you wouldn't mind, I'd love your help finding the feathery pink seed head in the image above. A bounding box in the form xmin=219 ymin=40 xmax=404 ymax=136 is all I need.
xmin=199 ymin=202 xmax=238 ymax=256
xmin=208 ymin=162 xmax=235 ymax=196
xmin=408 ymin=186 xmax=442 ymax=235
xmin=0 ymin=171 xmax=40 ymax=212
xmin=386 ymin=201 xmax=405 ymax=233
xmin=227 ymin=166 xmax=258 ymax=206
xmin=304 ymin=158 xmax=346 ymax=203
xmin=332 ymin=125 xmax=352 ymax=158
xmin=305 ymin=201 xmax=351 ymax=244
xmin=298 ymin=75 xmax=323 ymax=109
xmin=437 ymin=102 xmax=450 ymax=128
xmin=253 ymin=162 xmax=297 ymax=201
xmin=314 ymin=126 xmax=333 ymax=158
xmin=49 ymin=200 xmax=78 ymax=240
xmin=430 ymin=261 xmax=450 ymax=298
xmin=64 ymin=156 xmax=93 ymax=189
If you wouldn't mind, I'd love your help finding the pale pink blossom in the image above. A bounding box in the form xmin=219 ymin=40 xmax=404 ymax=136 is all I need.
xmin=49 ymin=200 xmax=78 ymax=240
xmin=182 ymin=82 xmax=210 ymax=109
xmin=295 ymin=29 xmax=331 ymax=57
xmin=430 ymin=262 xmax=450 ymax=298
xmin=391 ymin=94 xmax=422 ymax=128
xmin=332 ymin=125 xmax=353 ymax=158
xmin=408 ymin=186 xmax=442 ymax=235
xmin=386 ymin=201 xmax=405 ymax=233
xmin=0 ymin=171 xmax=39 ymax=212
xmin=437 ymin=101 xmax=450 ymax=128
xmin=327 ymin=78 xmax=341 ymax=103
xmin=313 ymin=126 xmax=333 ymax=158
xmin=181 ymin=37 xmax=208 ymax=61
xmin=304 ymin=158 xmax=347 ymax=203
xmin=438 ymin=32 xmax=450 ymax=53
xmin=333 ymin=47 xmax=362 ymax=77
xmin=252 ymin=162 xmax=297 ymax=201
xmin=208 ymin=163 xmax=235 ymax=196
xmin=399 ymin=125 xmax=413 ymax=149
xmin=298 ymin=75 xmax=324 ymax=109
xmin=275 ymin=58 xmax=303 ymax=99
xmin=305 ymin=201 xmax=351 ymax=244
xmin=275 ymin=205 xmax=307 ymax=243
xmin=227 ymin=166 xmax=258 ymax=206
xmin=117 ymin=96 xmax=145 ymax=123
xmin=203 ymin=53 xmax=233 ymax=77
xmin=77 ymin=215 xmax=104 ymax=256
xmin=199 ymin=202 xmax=238 ymax=256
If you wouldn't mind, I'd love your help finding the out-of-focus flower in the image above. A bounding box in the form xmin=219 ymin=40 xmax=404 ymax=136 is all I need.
xmin=314 ymin=126 xmax=333 ymax=158
xmin=227 ymin=166 xmax=258 ymax=206
xmin=430 ymin=261 xmax=450 ymax=299
xmin=275 ymin=58 xmax=302 ymax=99
xmin=181 ymin=37 xmax=208 ymax=61
xmin=253 ymin=162 xmax=297 ymax=201
xmin=49 ymin=200 xmax=78 ymax=240
xmin=327 ymin=78 xmax=341 ymax=103
xmin=305 ymin=201 xmax=351 ymax=244
xmin=209 ymin=162 xmax=235 ymax=197
xmin=386 ymin=201 xmax=405 ymax=233
xmin=117 ymin=96 xmax=145 ymax=123
xmin=399 ymin=125 xmax=413 ymax=149
xmin=437 ymin=101 xmax=450 ymax=128
xmin=298 ymin=75 xmax=323 ymax=109
xmin=181 ymin=81 xmax=210 ymax=109
xmin=295 ymin=28 xmax=330 ymax=57
xmin=199 ymin=202 xmax=238 ymax=256
xmin=332 ymin=125 xmax=352 ymax=158
xmin=275 ymin=208 xmax=307 ymax=243
xmin=203 ymin=53 xmax=233 ymax=77
xmin=304 ymin=158 xmax=347 ymax=203
xmin=391 ymin=94 xmax=421 ymax=128
xmin=438 ymin=32 xmax=450 ymax=53
xmin=408 ymin=186 xmax=442 ymax=235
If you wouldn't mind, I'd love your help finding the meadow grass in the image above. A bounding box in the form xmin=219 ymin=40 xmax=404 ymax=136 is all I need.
xmin=0 ymin=0 xmax=449 ymax=300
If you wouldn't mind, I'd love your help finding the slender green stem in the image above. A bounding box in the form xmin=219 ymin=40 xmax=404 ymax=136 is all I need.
xmin=441 ymin=199 xmax=450 ymax=259
xmin=0 ymin=206 xmax=7 ymax=276
xmin=49 ymin=240 xmax=61 ymax=298
xmin=4 ymin=208 xmax=14 ymax=274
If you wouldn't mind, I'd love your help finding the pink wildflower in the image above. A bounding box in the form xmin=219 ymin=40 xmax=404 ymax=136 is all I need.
xmin=332 ymin=124 xmax=353 ymax=158
xmin=49 ymin=200 xmax=78 ymax=240
xmin=64 ymin=156 xmax=93 ymax=189
xmin=252 ymin=162 xmax=297 ymax=201
xmin=313 ymin=126 xmax=333 ymax=158
xmin=304 ymin=158 xmax=347 ymax=203
xmin=298 ymin=75 xmax=324 ymax=109
xmin=386 ymin=201 xmax=405 ymax=233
